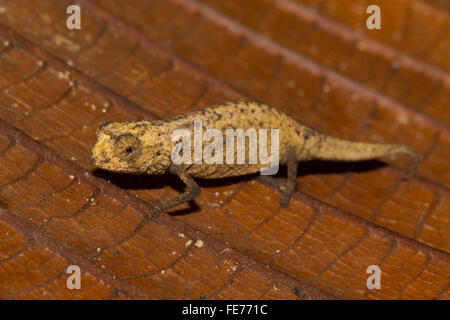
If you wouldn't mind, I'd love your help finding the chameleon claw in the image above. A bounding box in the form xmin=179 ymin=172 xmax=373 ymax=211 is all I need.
xmin=151 ymin=205 xmax=162 ymax=218
xmin=279 ymin=195 xmax=290 ymax=208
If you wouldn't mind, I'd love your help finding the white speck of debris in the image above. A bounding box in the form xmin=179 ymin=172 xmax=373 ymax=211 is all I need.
xmin=172 ymin=251 xmax=177 ymax=255
xmin=52 ymin=34 xmax=80 ymax=52
xmin=194 ymin=240 xmax=204 ymax=248
xmin=24 ymin=111 xmax=29 ymax=116
xmin=66 ymin=60 xmax=74 ymax=67
xmin=356 ymin=41 xmax=367 ymax=51
xmin=69 ymin=81 xmax=75 ymax=87
xmin=37 ymin=60 xmax=44 ymax=67
xmin=69 ymin=174 xmax=75 ymax=180
xmin=350 ymin=93 xmax=359 ymax=101
xmin=397 ymin=113 xmax=410 ymax=125
xmin=214 ymin=192 xmax=219 ymax=197
xmin=66 ymin=198 xmax=70 ymax=202
xmin=84 ymin=172 xmax=89 ymax=177
xmin=101 ymin=108 xmax=107 ymax=113
xmin=273 ymin=285 xmax=278 ymax=291
xmin=178 ymin=233 xmax=185 ymax=238
xmin=276 ymin=249 xmax=280 ymax=254
xmin=91 ymin=104 xmax=96 ymax=111
xmin=57 ymin=71 xmax=70 ymax=80
xmin=3 ymin=40 xmax=9 ymax=47
xmin=161 ymin=270 xmax=165 ymax=274
xmin=11 ymin=102 xmax=18 ymax=108
xmin=287 ymin=81 xmax=295 ymax=89
xmin=97 ymin=248 xmax=101 ymax=253
xmin=185 ymin=240 xmax=192 ymax=247
xmin=70 ymin=156 xmax=76 ymax=161
xmin=101 ymin=265 xmax=106 ymax=269
xmin=391 ymin=60 xmax=401 ymax=70
xmin=0 ymin=7 xmax=6 ymax=14
xmin=218 ymin=248 xmax=229 ymax=256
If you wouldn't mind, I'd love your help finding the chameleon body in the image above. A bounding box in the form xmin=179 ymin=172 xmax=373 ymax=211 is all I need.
xmin=91 ymin=101 xmax=419 ymax=215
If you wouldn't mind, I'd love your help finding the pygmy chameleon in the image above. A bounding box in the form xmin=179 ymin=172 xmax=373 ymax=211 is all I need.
xmin=91 ymin=101 xmax=419 ymax=216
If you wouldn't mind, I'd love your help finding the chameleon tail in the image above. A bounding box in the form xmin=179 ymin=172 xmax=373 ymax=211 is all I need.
xmin=310 ymin=134 xmax=420 ymax=178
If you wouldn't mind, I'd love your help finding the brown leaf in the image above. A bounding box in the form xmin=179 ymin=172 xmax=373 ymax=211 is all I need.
xmin=0 ymin=0 xmax=448 ymax=299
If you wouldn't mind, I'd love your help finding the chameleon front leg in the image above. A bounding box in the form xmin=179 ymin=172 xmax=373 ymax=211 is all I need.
xmin=279 ymin=149 xmax=298 ymax=207
xmin=151 ymin=164 xmax=201 ymax=217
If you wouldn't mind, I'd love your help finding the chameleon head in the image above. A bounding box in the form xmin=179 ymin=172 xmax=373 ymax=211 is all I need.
xmin=91 ymin=120 xmax=171 ymax=174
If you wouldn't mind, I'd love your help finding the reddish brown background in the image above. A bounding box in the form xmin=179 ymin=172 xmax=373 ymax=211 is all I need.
xmin=0 ymin=0 xmax=448 ymax=299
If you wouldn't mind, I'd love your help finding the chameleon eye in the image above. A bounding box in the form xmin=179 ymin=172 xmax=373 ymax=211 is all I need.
xmin=115 ymin=134 xmax=141 ymax=161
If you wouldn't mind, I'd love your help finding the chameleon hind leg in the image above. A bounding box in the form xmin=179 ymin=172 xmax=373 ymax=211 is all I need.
xmin=279 ymin=149 xmax=298 ymax=207
xmin=151 ymin=164 xmax=200 ymax=217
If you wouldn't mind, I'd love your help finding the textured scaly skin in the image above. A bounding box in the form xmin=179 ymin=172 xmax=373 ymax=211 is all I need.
xmin=91 ymin=101 xmax=419 ymax=213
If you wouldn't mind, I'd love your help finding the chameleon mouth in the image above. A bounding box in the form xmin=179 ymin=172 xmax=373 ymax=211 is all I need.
xmin=91 ymin=131 xmax=116 ymax=167
xmin=91 ymin=148 xmax=142 ymax=174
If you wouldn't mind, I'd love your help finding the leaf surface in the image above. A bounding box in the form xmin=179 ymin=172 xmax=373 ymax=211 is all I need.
xmin=0 ymin=0 xmax=448 ymax=299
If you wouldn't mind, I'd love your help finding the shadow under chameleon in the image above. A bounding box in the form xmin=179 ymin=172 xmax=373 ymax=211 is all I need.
xmin=92 ymin=159 xmax=386 ymax=216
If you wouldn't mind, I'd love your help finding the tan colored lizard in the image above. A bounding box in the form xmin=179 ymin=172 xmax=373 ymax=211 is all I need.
xmin=91 ymin=101 xmax=419 ymax=216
